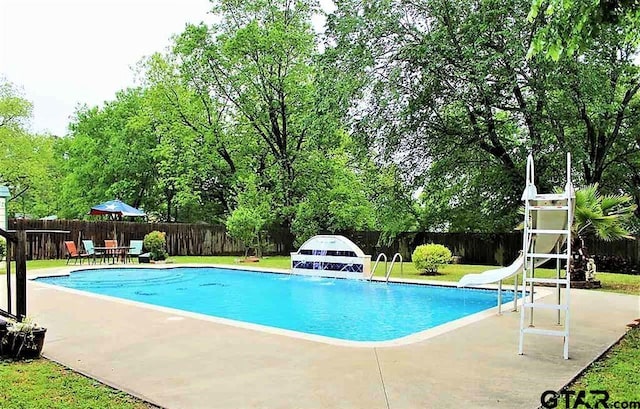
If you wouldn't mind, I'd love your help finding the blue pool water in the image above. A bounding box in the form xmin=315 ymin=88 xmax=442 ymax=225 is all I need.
xmin=37 ymin=268 xmax=516 ymax=342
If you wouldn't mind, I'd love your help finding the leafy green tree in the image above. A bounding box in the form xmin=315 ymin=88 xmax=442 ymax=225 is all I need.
xmin=0 ymin=80 xmax=32 ymax=131
xmin=141 ymin=53 xmax=238 ymax=221
xmin=528 ymin=0 xmax=640 ymax=60
xmin=58 ymin=89 xmax=158 ymax=219
xmin=0 ymin=79 xmax=61 ymax=218
xmin=173 ymin=0 xmax=330 ymax=227
xmin=291 ymin=142 xmax=376 ymax=245
xmin=226 ymin=175 xmax=274 ymax=257
xmin=327 ymin=0 xmax=553 ymax=231
xmin=326 ymin=0 xmax=640 ymax=232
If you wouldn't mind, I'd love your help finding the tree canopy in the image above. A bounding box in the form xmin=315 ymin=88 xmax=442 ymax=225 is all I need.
xmin=2 ymin=0 xmax=638 ymax=242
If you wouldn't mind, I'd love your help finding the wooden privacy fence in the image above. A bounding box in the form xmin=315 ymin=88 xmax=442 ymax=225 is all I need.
xmin=331 ymin=231 xmax=524 ymax=266
xmin=9 ymin=219 xmax=247 ymax=259
xmin=345 ymin=231 xmax=639 ymax=271
xmin=8 ymin=219 xmax=639 ymax=271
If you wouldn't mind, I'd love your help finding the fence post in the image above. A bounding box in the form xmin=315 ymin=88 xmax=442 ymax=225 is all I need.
xmin=15 ymin=230 xmax=27 ymax=320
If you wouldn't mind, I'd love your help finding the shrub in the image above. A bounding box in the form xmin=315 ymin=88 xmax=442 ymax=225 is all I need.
xmin=143 ymin=231 xmax=167 ymax=261
xmin=0 ymin=237 xmax=5 ymax=260
xmin=226 ymin=206 xmax=267 ymax=257
xmin=412 ymin=243 xmax=452 ymax=274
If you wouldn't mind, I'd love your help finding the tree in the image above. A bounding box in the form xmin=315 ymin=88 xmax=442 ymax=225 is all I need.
xmin=327 ymin=0 xmax=557 ymax=231
xmin=290 ymin=139 xmax=376 ymax=245
xmin=225 ymin=175 xmax=274 ymax=257
xmin=58 ymin=89 xmax=158 ymax=219
xmin=141 ymin=53 xmax=238 ymax=220
xmin=0 ymin=80 xmax=32 ymax=131
xmin=0 ymin=79 xmax=60 ymax=218
xmin=326 ymin=0 xmax=640 ymax=232
xmin=528 ymin=0 xmax=640 ymax=60
xmin=173 ymin=0 xmax=329 ymax=228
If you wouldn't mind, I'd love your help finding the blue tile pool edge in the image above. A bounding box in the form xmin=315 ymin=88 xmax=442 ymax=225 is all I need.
xmin=28 ymin=264 xmax=550 ymax=347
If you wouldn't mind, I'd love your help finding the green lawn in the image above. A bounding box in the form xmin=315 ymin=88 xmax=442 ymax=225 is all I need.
xmin=0 ymin=359 xmax=154 ymax=408
xmin=566 ymin=327 xmax=640 ymax=403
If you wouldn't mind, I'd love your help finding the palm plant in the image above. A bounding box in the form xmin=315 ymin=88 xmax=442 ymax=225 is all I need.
xmin=570 ymin=184 xmax=637 ymax=280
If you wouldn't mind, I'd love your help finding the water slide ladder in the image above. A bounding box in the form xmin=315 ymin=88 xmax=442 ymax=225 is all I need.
xmin=368 ymin=253 xmax=403 ymax=282
xmin=519 ymin=153 xmax=574 ymax=360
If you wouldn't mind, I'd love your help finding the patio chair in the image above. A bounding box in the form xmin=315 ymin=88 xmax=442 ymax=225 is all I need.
xmin=126 ymin=240 xmax=144 ymax=263
xmin=64 ymin=241 xmax=90 ymax=265
xmin=82 ymin=239 xmax=105 ymax=264
xmin=104 ymin=239 xmax=118 ymax=263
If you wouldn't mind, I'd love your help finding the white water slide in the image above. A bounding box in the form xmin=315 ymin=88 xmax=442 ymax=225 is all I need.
xmin=458 ymin=197 xmax=570 ymax=287
xmin=458 ymin=153 xmax=575 ymax=359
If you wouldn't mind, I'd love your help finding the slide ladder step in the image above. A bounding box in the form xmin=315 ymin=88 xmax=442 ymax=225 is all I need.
xmin=530 ymin=205 xmax=570 ymax=210
xmin=529 ymin=229 xmax=570 ymax=234
xmin=522 ymin=328 xmax=567 ymax=337
xmin=526 ymin=253 xmax=570 ymax=259
xmin=524 ymin=277 xmax=569 ymax=285
xmin=530 ymin=194 xmax=569 ymax=201
xmin=523 ymin=302 xmax=568 ymax=310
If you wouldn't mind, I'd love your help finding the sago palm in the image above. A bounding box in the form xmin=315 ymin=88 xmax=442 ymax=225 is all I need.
xmin=573 ymin=184 xmax=636 ymax=241
xmin=570 ymin=184 xmax=637 ymax=279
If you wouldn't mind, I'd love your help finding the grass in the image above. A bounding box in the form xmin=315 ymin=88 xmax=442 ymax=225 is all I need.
xmin=565 ymin=327 xmax=640 ymax=403
xmin=0 ymin=359 xmax=154 ymax=408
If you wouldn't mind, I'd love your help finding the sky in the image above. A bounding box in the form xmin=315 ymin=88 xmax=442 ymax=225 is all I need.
xmin=0 ymin=0 xmax=219 ymax=136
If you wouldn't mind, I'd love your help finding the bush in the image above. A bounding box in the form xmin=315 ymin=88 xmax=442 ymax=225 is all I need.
xmin=143 ymin=231 xmax=167 ymax=261
xmin=0 ymin=237 xmax=5 ymax=260
xmin=226 ymin=206 xmax=267 ymax=257
xmin=412 ymin=243 xmax=452 ymax=274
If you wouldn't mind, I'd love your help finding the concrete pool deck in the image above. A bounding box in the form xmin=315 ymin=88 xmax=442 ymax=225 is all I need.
xmin=5 ymin=265 xmax=640 ymax=408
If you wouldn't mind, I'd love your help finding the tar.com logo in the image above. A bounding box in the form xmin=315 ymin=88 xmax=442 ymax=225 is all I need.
xmin=541 ymin=390 xmax=640 ymax=408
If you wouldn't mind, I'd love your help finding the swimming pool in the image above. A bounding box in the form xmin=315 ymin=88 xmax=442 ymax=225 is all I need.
xmin=37 ymin=267 xmax=516 ymax=342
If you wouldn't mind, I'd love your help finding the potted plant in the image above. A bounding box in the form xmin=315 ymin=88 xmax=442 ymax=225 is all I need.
xmin=0 ymin=317 xmax=47 ymax=359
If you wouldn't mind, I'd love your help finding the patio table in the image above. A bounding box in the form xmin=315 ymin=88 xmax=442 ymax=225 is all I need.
xmin=94 ymin=246 xmax=133 ymax=264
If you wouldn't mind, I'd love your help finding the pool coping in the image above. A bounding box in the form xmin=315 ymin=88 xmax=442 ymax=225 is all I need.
xmin=28 ymin=263 xmax=552 ymax=348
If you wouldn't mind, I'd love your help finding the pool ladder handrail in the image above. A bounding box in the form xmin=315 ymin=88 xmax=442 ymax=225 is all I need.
xmin=368 ymin=253 xmax=387 ymax=280
xmin=385 ymin=253 xmax=403 ymax=282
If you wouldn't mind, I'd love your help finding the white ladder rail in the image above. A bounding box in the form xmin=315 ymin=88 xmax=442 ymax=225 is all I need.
xmin=518 ymin=152 xmax=573 ymax=360
xmin=368 ymin=253 xmax=388 ymax=280
xmin=385 ymin=253 xmax=403 ymax=282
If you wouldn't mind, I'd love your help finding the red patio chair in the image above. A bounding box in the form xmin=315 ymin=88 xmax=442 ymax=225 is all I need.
xmin=64 ymin=241 xmax=89 ymax=265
